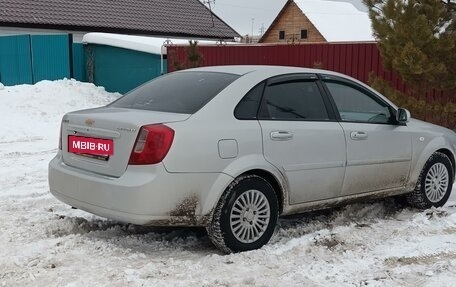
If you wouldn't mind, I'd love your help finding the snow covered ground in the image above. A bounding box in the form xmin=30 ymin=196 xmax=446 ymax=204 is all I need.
xmin=0 ymin=79 xmax=455 ymax=286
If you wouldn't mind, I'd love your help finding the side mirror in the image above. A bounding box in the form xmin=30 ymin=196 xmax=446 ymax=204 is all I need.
xmin=397 ymin=108 xmax=411 ymax=124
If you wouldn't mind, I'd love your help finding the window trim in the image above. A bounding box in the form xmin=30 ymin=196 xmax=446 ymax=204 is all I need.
xmin=301 ymin=29 xmax=308 ymax=39
xmin=278 ymin=30 xmax=285 ymax=40
xmin=319 ymin=74 xmax=399 ymax=125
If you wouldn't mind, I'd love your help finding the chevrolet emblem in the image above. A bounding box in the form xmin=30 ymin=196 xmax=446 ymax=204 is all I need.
xmin=85 ymin=119 xmax=95 ymax=126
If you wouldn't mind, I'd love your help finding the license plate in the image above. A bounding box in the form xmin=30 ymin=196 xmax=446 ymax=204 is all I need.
xmin=68 ymin=135 xmax=114 ymax=156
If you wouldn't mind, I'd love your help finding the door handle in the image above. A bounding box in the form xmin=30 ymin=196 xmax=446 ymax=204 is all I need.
xmin=350 ymin=131 xmax=368 ymax=140
xmin=270 ymin=131 xmax=293 ymax=141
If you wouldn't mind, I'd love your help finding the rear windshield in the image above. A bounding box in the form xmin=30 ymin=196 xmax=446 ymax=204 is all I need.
xmin=109 ymin=71 xmax=240 ymax=114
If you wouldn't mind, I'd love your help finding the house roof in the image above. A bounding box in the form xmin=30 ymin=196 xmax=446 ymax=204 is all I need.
xmin=294 ymin=0 xmax=374 ymax=42
xmin=260 ymin=0 xmax=374 ymax=42
xmin=0 ymin=0 xmax=240 ymax=40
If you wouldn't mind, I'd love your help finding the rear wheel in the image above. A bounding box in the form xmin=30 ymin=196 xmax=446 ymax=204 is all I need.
xmin=207 ymin=175 xmax=279 ymax=253
xmin=407 ymin=152 xmax=454 ymax=209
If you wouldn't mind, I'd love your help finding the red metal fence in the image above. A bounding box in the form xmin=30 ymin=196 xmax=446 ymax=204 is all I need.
xmin=168 ymin=43 xmax=384 ymax=83
xmin=167 ymin=43 xmax=455 ymax=128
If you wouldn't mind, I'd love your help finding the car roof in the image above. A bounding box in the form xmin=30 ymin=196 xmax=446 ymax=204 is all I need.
xmin=181 ymin=65 xmax=343 ymax=77
xmin=178 ymin=65 xmax=398 ymax=110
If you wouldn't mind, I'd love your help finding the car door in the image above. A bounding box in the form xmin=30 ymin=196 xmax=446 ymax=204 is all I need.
xmin=258 ymin=74 xmax=346 ymax=204
xmin=321 ymin=75 xmax=412 ymax=196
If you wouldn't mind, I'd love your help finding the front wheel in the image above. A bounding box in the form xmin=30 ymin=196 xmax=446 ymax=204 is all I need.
xmin=207 ymin=175 xmax=279 ymax=253
xmin=407 ymin=152 xmax=454 ymax=209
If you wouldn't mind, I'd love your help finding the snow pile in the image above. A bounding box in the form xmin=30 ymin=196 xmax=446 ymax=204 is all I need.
xmin=0 ymin=79 xmax=119 ymax=163
xmin=0 ymin=79 xmax=119 ymax=198
xmin=0 ymin=80 xmax=455 ymax=286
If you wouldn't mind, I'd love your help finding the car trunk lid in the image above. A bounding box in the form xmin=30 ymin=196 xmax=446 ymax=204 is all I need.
xmin=61 ymin=107 xmax=190 ymax=177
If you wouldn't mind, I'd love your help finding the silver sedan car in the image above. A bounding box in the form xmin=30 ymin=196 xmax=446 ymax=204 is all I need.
xmin=49 ymin=66 xmax=456 ymax=253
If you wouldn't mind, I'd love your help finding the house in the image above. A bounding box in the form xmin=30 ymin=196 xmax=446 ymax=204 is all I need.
xmin=0 ymin=0 xmax=239 ymax=86
xmin=259 ymin=0 xmax=374 ymax=43
xmin=0 ymin=0 xmax=240 ymax=42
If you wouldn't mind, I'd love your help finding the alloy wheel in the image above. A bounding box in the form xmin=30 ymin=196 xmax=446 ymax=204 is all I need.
xmin=229 ymin=189 xmax=271 ymax=244
xmin=424 ymin=162 xmax=449 ymax=203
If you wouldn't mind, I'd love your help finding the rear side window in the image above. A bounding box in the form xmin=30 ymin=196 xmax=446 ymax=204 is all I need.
xmin=234 ymin=82 xmax=265 ymax=120
xmin=109 ymin=71 xmax=240 ymax=114
xmin=259 ymin=81 xmax=329 ymax=120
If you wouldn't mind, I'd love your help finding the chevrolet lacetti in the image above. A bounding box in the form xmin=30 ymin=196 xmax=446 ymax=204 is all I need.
xmin=49 ymin=66 xmax=456 ymax=253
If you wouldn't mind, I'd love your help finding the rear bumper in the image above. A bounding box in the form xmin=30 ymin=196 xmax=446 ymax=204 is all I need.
xmin=48 ymin=152 xmax=232 ymax=226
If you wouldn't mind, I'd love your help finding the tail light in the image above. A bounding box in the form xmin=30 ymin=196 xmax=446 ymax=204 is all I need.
xmin=129 ymin=124 xmax=175 ymax=165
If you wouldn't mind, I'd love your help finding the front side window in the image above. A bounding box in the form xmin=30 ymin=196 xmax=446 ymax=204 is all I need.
xmin=279 ymin=30 xmax=285 ymax=40
xmin=301 ymin=29 xmax=308 ymax=39
xmin=259 ymin=80 xmax=329 ymax=121
xmin=325 ymin=81 xmax=393 ymax=124
xmin=109 ymin=71 xmax=239 ymax=114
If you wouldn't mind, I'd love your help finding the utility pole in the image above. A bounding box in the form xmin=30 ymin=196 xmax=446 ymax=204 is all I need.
xmin=259 ymin=23 xmax=265 ymax=35
xmin=251 ymin=18 xmax=255 ymax=43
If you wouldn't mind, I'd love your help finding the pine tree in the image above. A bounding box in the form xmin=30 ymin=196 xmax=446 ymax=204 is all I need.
xmin=170 ymin=41 xmax=203 ymax=71
xmin=186 ymin=40 xmax=203 ymax=68
xmin=364 ymin=0 xmax=456 ymax=92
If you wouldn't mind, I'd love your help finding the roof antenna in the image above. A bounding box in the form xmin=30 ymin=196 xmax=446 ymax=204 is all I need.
xmin=203 ymin=0 xmax=216 ymax=27
xmin=203 ymin=0 xmax=227 ymax=42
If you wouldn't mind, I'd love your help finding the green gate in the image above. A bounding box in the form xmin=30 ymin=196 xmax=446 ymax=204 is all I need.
xmin=0 ymin=35 xmax=33 ymax=85
xmin=0 ymin=34 xmax=85 ymax=86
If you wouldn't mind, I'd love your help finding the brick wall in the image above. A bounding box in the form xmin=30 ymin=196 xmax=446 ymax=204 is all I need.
xmin=260 ymin=2 xmax=326 ymax=43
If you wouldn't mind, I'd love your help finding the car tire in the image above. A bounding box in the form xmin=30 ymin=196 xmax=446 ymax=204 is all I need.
xmin=406 ymin=152 xmax=454 ymax=209
xmin=207 ymin=174 xmax=279 ymax=253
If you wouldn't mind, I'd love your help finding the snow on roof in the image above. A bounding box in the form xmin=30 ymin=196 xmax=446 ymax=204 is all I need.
xmin=294 ymin=0 xmax=375 ymax=42
xmin=82 ymin=33 xmax=237 ymax=55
